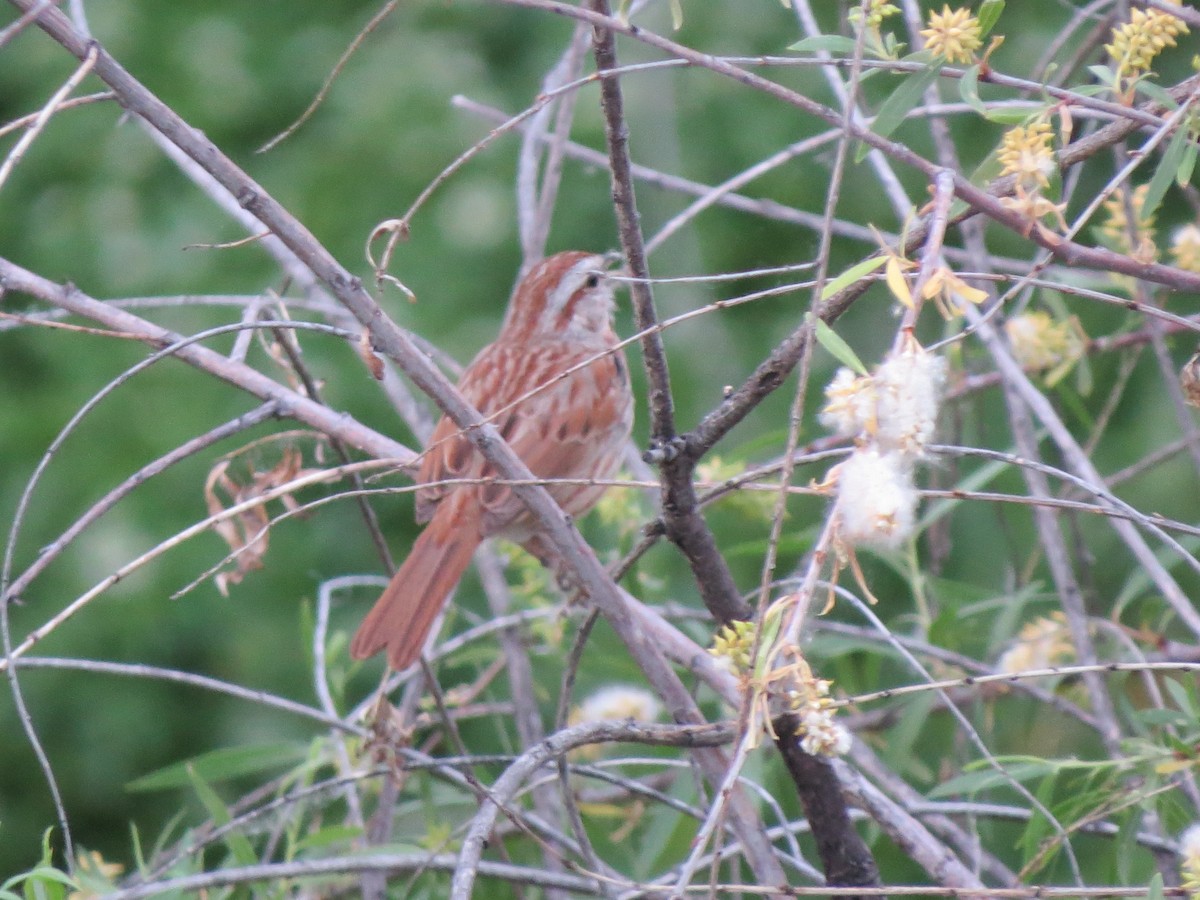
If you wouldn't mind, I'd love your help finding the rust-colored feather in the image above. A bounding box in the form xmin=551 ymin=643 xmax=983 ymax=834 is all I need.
xmin=350 ymin=495 xmax=481 ymax=671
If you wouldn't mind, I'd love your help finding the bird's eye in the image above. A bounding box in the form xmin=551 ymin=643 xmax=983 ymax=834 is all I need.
xmin=584 ymin=273 xmax=600 ymax=289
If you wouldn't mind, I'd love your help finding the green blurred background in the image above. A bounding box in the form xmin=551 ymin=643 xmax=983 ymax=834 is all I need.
xmin=2 ymin=0 xmax=1197 ymax=886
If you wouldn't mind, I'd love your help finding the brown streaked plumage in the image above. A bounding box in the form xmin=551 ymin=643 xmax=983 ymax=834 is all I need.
xmin=351 ymin=251 xmax=633 ymax=671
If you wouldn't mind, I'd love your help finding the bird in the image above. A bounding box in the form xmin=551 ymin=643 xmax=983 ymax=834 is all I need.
xmin=351 ymin=251 xmax=634 ymax=671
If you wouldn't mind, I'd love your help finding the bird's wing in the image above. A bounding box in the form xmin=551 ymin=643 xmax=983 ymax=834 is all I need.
xmin=414 ymin=339 xmax=630 ymax=534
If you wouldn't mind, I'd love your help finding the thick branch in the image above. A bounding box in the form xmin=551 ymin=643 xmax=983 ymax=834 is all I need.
xmin=773 ymin=717 xmax=881 ymax=898
xmin=588 ymin=0 xmax=748 ymax=624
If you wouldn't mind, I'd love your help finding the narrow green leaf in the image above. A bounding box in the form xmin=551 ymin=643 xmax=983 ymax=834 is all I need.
xmin=1072 ymin=348 xmax=1093 ymax=396
xmin=918 ymin=455 xmax=1009 ymax=530
xmin=880 ymin=693 xmax=936 ymax=771
xmin=1178 ymin=139 xmax=1198 ymax=187
xmin=186 ymin=763 xmax=258 ymax=866
xmin=812 ymin=316 xmax=869 ymax=376
xmin=1019 ymin=772 xmax=1058 ymax=862
xmin=789 ymin=35 xmax=860 ymax=54
xmin=1137 ymin=81 xmax=1178 ymax=109
xmin=129 ymin=822 xmax=148 ymax=877
xmin=1135 ymin=707 xmax=1190 ymax=728
xmin=820 ymin=254 xmax=888 ymax=302
xmin=754 ymin=604 xmax=785 ymax=681
xmin=927 ymin=758 xmax=1059 ymax=797
xmin=1115 ymin=806 xmax=1138 ymax=881
xmin=1142 ymin=122 xmax=1191 ymax=218
xmin=294 ymin=824 xmax=365 ymax=854
xmin=1163 ymin=674 xmax=1199 ymax=719
xmin=926 ymin=766 xmax=1010 ymax=798
xmin=984 ymin=107 xmax=1041 ymax=124
xmin=977 ymin=0 xmax=1005 ymax=36
xmin=871 ymin=64 xmax=940 ymax=145
xmin=1148 ymin=873 xmax=1165 ymax=900
xmin=958 ymin=64 xmax=985 ymax=117
xmin=128 ymin=742 xmax=307 ymax=792
xmin=21 ymin=868 xmax=75 ymax=889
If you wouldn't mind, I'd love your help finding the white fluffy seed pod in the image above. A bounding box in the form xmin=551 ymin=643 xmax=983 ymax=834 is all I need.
xmin=872 ymin=344 xmax=946 ymax=457
xmin=835 ymin=447 xmax=918 ymax=548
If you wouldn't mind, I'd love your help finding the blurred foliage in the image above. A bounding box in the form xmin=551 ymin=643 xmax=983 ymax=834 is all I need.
xmin=3 ymin=0 xmax=1200 ymax=894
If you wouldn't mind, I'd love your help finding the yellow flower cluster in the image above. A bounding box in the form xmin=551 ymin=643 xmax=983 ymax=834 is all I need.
xmin=849 ymin=0 xmax=900 ymax=30
xmin=787 ymin=663 xmax=852 ymax=757
xmin=996 ymin=120 xmax=1068 ymax=231
xmin=570 ymin=684 xmax=662 ymax=725
xmin=1099 ymin=183 xmax=1157 ymax=263
xmin=1171 ymin=223 xmax=1200 ymax=272
xmin=999 ymin=122 xmax=1056 ymax=190
xmin=1178 ymin=823 xmax=1200 ymax=898
xmin=1106 ymin=4 xmax=1188 ymax=92
xmin=996 ymin=612 xmax=1075 ymax=675
xmin=569 ymin=684 xmax=662 ymax=760
xmin=70 ymin=849 xmax=124 ymax=898
xmin=921 ymin=5 xmax=983 ymax=64
xmin=709 ymin=619 xmax=756 ymax=673
xmin=1004 ymin=310 xmax=1086 ymax=384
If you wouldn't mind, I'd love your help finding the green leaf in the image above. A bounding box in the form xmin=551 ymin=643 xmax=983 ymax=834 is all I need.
xmin=958 ymin=65 xmax=986 ymax=117
xmin=977 ymin=0 xmax=1005 ymax=36
xmin=1072 ymin=348 xmax=1093 ymax=396
xmin=870 ymin=64 xmax=940 ymax=144
xmin=927 ymin=757 xmax=1058 ymax=798
xmin=1137 ymin=81 xmax=1178 ymax=109
xmin=127 ymin=742 xmax=308 ymax=792
xmin=811 ymin=316 xmax=869 ymax=376
xmin=1163 ymin=674 xmax=1199 ymax=720
xmin=1019 ymin=771 xmax=1058 ymax=863
xmin=1148 ymin=873 xmax=1165 ymax=900
xmin=984 ymin=107 xmax=1042 ymax=124
xmin=880 ymin=693 xmax=936 ymax=773
xmin=789 ymin=35 xmax=860 ymax=54
xmin=917 ymin=455 xmax=1010 ymax=530
xmin=1 ymin=857 xmax=77 ymax=899
xmin=186 ymin=763 xmax=258 ymax=866
xmin=1136 ymin=707 xmax=1191 ymax=728
xmin=1 ymin=863 xmax=75 ymax=900
xmin=1115 ymin=807 xmax=1138 ymax=882
xmin=754 ymin=604 xmax=785 ymax=681
xmin=1164 ymin=731 xmax=1197 ymax=756
xmin=22 ymin=868 xmax=75 ymax=888
xmin=820 ymin=254 xmax=888 ymax=302
xmin=1141 ymin=121 xmax=1191 ymax=218
xmin=129 ymin=822 xmax=148 ymax=876
xmin=1179 ymin=139 xmax=1198 ymax=187
xmin=294 ymin=824 xmax=365 ymax=855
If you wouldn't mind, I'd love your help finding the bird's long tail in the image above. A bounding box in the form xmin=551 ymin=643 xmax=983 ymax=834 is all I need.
xmin=350 ymin=510 xmax=480 ymax=671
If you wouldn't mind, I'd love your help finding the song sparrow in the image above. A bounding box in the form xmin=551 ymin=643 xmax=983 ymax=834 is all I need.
xmin=351 ymin=251 xmax=634 ymax=671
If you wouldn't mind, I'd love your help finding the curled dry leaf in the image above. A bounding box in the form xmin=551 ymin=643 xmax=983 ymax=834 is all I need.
xmin=203 ymin=447 xmax=320 ymax=595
